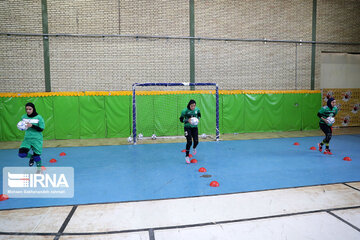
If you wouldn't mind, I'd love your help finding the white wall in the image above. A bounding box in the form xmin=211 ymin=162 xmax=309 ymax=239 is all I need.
xmin=321 ymin=53 xmax=360 ymax=88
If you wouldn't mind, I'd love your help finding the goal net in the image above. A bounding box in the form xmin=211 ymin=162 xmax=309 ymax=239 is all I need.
xmin=131 ymin=83 xmax=219 ymax=144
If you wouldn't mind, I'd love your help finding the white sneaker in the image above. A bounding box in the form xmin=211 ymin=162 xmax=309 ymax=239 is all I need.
xmin=193 ymin=148 xmax=197 ymax=155
xmin=185 ymin=157 xmax=190 ymax=164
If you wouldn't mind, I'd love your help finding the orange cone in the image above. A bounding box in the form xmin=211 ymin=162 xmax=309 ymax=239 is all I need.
xmin=191 ymin=159 xmax=197 ymax=163
xmin=343 ymin=157 xmax=352 ymax=161
xmin=293 ymin=142 xmax=300 ymax=146
xmin=41 ymin=166 xmax=46 ymax=171
xmin=210 ymin=181 xmax=219 ymax=187
xmin=59 ymin=152 xmax=66 ymax=156
xmin=310 ymin=147 xmax=316 ymax=150
xmin=181 ymin=149 xmax=186 ymax=152
xmin=198 ymin=167 xmax=207 ymax=172
xmin=0 ymin=194 xmax=9 ymax=201
xmin=49 ymin=159 xmax=57 ymax=163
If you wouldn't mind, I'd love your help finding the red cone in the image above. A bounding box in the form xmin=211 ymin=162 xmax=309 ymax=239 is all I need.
xmin=293 ymin=142 xmax=300 ymax=146
xmin=0 ymin=194 xmax=9 ymax=201
xmin=181 ymin=149 xmax=186 ymax=152
xmin=343 ymin=157 xmax=352 ymax=161
xmin=191 ymin=159 xmax=197 ymax=163
xmin=310 ymin=147 xmax=316 ymax=150
xmin=49 ymin=159 xmax=57 ymax=163
xmin=41 ymin=166 xmax=46 ymax=171
xmin=189 ymin=154 xmax=193 ymax=158
xmin=210 ymin=181 xmax=219 ymax=187
xmin=59 ymin=152 xmax=66 ymax=156
xmin=198 ymin=167 xmax=207 ymax=172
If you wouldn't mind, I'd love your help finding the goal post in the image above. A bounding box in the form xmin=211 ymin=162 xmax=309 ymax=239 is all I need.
xmin=132 ymin=82 xmax=219 ymax=144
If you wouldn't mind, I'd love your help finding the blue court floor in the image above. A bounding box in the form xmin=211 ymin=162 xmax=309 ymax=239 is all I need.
xmin=0 ymin=135 xmax=359 ymax=210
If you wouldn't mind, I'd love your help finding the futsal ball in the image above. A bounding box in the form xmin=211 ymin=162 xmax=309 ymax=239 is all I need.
xmin=326 ymin=117 xmax=335 ymax=126
xmin=17 ymin=120 xmax=28 ymax=131
xmin=151 ymin=134 xmax=157 ymax=140
xmin=190 ymin=117 xmax=199 ymax=126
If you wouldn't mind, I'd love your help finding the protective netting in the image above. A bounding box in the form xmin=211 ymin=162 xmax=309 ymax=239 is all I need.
xmin=131 ymin=83 xmax=219 ymax=143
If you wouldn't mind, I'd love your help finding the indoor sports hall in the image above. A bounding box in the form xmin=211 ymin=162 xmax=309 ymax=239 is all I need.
xmin=1 ymin=1 xmax=360 ymax=240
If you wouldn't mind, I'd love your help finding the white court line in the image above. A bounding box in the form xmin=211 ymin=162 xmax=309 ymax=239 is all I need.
xmin=346 ymin=182 xmax=360 ymax=191
xmin=64 ymin=183 xmax=360 ymax=233
xmin=331 ymin=208 xmax=360 ymax=230
xmin=154 ymin=212 xmax=360 ymax=240
xmin=0 ymin=206 xmax=73 ymax=233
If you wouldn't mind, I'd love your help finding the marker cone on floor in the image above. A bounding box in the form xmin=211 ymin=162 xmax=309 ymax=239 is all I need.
xmin=310 ymin=147 xmax=316 ymax=150
xmin=49 ymin=159 xmax=57 ymax=163
xmin=343 ymin=157 xmax=352 ymax=161
xmin=210 ymin=181 xmax=219 ymax=187
xmin=41 ymin=166 xmax=46 ymax=171
xmin=189 ymin=154 xmax=193 ymax=158
xmin=293 ymin=142 xmax=300 ymax=146
xmin=191 ymin=159 xmax=197 ymax=163
xmin=59 ymin=152 xmax=66 ymax=156
xmin=181 ymin=149 xmax=186 ymax=153
xmin=198 ymin=167 xmax=206 ymax=172
xmin=0 ymin=194 xmax=9 ymax=201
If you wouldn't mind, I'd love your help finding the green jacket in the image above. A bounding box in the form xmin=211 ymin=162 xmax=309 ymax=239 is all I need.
xmin=318 ymin=106 xmax=338 ymax=124
xmin=179 ymin=107 xmax=201 ymax=128
xmin=21 ymin=114 xmax=45 ymax=140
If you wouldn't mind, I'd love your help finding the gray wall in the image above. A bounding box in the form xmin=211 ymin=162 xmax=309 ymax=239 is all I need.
xmin=0 ymin=0 xmax=359 ymax=92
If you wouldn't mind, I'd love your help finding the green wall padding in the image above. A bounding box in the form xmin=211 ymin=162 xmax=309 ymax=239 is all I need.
xmin=53 ymin=96 xmax=80 ymax=139
xmin=282 ymin=94 xmax=302 ymax=131
xmin=0 ymin=93 xmax=321 ymax=141
xmin=244 ymin=94 xmax=267 ymax=132
xmin=302 ymin=93 xmax=321 ymax=130
xmin=1 ymin=97 xmax=25 ymax=141
xmin=105 ymin=96 xmax=131 ymax=138
xmin=263 ymin=94 xmax=284 ymax=132
xmin=222 ymin=93 xmax=321 ymax=133
xmin=79 ymin=96 xmax=106 ymax=139
xmin=222 ymin=94 xmax=244 ymax=134
xmin=0 ymin=97 xmax=2 ymax=141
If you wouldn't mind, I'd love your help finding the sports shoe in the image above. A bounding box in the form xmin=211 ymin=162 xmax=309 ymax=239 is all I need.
xmin=318 ymin=143 xmax=323 ymax=152
xmin=29 ymin=156 xmax=34 ymax=167
xmin=185 ymin=157 xmax=190 ymax=164
xmin=193 ymin=148 xmax=197 ymax=155
xmin=324 ymin=149 xmax=332 ymax=155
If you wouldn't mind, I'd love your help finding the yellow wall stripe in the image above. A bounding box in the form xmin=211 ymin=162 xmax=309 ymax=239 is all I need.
xmin=0 ymin=90 xmax=321 ymax=97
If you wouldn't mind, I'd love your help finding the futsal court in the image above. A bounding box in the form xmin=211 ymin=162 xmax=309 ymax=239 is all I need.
xmin=0 ymin=128 xmax=359 ymax=240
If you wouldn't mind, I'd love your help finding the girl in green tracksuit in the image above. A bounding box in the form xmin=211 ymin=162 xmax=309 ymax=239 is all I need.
xmin=317 ymin=98 xmax=338 ymax=154
xmin=179 ymin=99 xmax=201 ymax=164
xmin=18 ymin=103 xmax=45 ymax=168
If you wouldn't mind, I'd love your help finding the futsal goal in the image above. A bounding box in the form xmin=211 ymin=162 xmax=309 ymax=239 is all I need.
xmin=131 ymin=82 xmax=220 ymax=144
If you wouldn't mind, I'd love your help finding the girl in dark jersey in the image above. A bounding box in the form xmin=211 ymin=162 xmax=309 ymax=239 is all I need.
xmin=18 ymin=103 xmax=45 ymax=168
xmin=179 ymin=100 xmax=201 ymax=163
xmin=317 ymin=98 xmax=338 ymax=154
